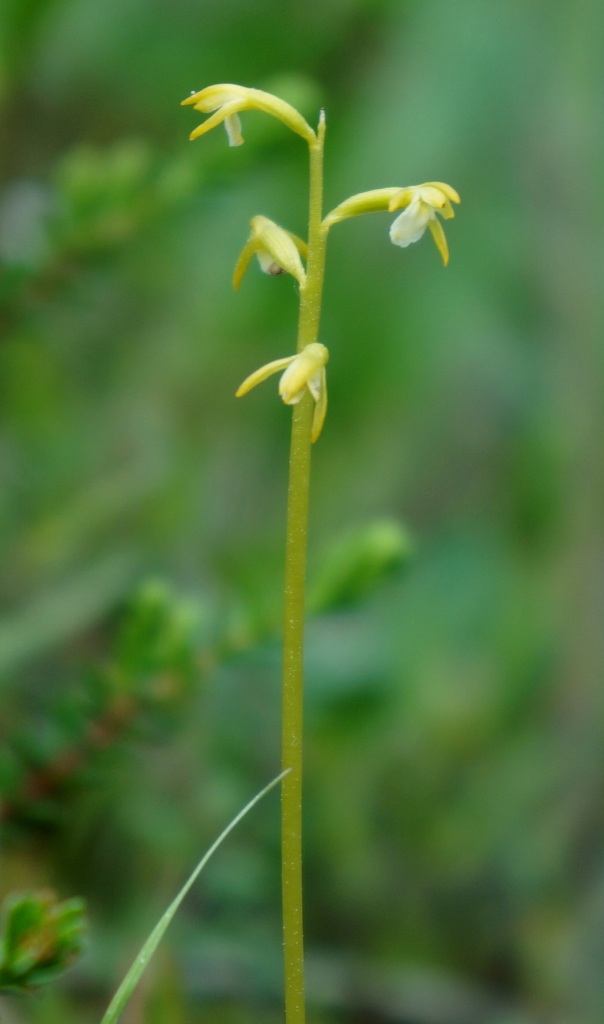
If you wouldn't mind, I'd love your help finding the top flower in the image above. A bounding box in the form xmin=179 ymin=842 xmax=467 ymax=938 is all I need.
xmin=181 ymin=84 xmax=316 ymax=147
xmin=388 ymin=182 xmax=460 ymax=266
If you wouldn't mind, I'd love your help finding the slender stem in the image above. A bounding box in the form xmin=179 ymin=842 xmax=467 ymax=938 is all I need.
xmin=281 ymin=112 xmax=327 ymax=1024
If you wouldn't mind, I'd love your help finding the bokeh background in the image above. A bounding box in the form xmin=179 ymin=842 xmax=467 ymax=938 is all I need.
xmin=2 ymin=0 xmax=604 ymax=1022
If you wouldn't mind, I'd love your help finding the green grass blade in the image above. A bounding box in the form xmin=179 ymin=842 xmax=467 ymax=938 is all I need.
xmin=99 ymin=770 xmax=288 ymax=1024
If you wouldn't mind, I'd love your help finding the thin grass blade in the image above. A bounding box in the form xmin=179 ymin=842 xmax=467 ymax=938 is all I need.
xmin=99 ymin=770 xmax=288 ymax=1024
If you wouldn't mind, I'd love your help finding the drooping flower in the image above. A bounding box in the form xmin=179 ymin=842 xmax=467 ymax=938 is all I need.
xmin=233 ymin=216 xmax=307 ymax=290
xmin=235 ymin=343 xmax=329 ymax=443
xmin=388 ymin=182 xmax=460 ymax=266
xmin=322 ymin=181 xmax=460 ymax=265
xmin=181 ymin=84 xmax=315 ymax=147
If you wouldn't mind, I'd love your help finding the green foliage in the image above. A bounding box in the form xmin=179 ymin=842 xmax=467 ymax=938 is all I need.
xmin=1 ymin=582 xmax=204 ymax=826
xmin=0 ymin=891 xmax=86 ymax=992
xmin=49 ymin=141 xmax=199 ymax=257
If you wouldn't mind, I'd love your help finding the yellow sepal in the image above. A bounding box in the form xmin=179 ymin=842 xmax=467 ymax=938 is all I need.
xmin=182 ymin=84 xmax=316 ymax=146
xmin=235 ymin=356 xmax=296 ymax=397
xmin=427 ymin=216 xmax=449 ymax=266
xmin=323 ymin=188 xmax=401 ymax=229
xmin=311 ymin=368 xmax=328 ymax=442
xmin=232 ymin=216 xmax=307 ymax=290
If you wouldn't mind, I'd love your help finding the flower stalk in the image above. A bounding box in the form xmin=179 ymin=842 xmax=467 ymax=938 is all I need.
xmin=280 ymin=110 xmax=327 ymax=1024
xmin=182 ymin=82 xmax=459 ymax=1024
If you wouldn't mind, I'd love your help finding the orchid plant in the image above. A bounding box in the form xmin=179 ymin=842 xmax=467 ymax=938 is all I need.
xmin=182 ymin=82 xmax=460 ymax=1024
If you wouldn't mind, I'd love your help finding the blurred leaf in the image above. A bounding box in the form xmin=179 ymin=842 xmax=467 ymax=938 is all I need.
xmin=0 ymin=552 xmax=139 ymax=680
xmin=309 ymin=519 xmax=412 ymax=613
xmin=0 ymin=890 xmax=86 ymax=992
xmin=48 ymin=141 xmax=200 ymax=257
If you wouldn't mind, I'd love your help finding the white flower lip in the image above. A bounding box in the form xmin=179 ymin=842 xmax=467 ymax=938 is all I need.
xmin=389 ymin=196 xmax=433 ymax=248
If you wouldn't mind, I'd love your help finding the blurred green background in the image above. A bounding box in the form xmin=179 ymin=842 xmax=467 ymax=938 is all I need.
xmin=1 ymin=0 xmax=604 ymax=1022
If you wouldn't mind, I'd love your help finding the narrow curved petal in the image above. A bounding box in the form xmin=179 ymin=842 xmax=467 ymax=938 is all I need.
xmin=311 ymin=367 xmax=328 ymax=443
xmin=232 ymin=238 xmax=260 ymax=290
xmin=189 ymin=100 xmax=246 ymax=141
xmin=439 ymin=198 xmax=456 ymax=220
xmin=287 ymin=231 xmax=308 ymax=261
xmin=236 ymin=356 xmax=296 ymax=397
xmin=428 ymin=216 xmax=449 ymax=266
xmin=306 ymin=369 xmax=322 ymax=402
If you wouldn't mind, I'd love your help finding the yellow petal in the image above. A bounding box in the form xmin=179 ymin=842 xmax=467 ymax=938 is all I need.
xmin=286 ymin=231 xmax=308 ymax=261
xmin=182 ymin=84 xmax=246 ymax=110
xmin=416 ymin=185 xmax=451 ymax=210
xmin=423 ymin=181 xmax=461 ymax=205
xmin=311 ymin=367 xmax=328 ymax=442
xmin=427 ymin=216 xmax=449 ymax=266
xmin=279 ymin=343 xmax=328 ymax=404
xmin=389 ymin=183 xmax=461 ymax=214
xmin=236 ymin=356 xmax=296 ymax=397
xmin=189 ymin=100 xmax=245 ymax=141
xmin=439 ymin=198 xmax=456 ymax=220
xmin=232 ymin=238 xmax=259 ymax=290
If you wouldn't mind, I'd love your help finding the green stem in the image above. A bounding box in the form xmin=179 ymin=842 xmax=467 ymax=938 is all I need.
xmin=281 ymin=112 xmax=327 ymax=1024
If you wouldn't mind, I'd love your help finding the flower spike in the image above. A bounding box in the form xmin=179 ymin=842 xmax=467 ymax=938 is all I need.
xmin=233 ymin=216 xmax=307 ymax=290
xmin=181 ymin=84 xmax=316 ymax=147
xmin=236 ymin=343 xmax=329 ymax=443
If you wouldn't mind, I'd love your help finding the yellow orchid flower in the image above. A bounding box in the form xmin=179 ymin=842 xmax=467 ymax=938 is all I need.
xmin=388 ymin=182 xmax=460 ymax=266
xmin=233 ymin=216 xmax=307 ymax=290
xmin=323 ymin=181 xmax=460 ymax=265
xmin=235 ymin=343 xmax=329 ymax=443
xmin=181 ymin=84 xmax=316 ymax=147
